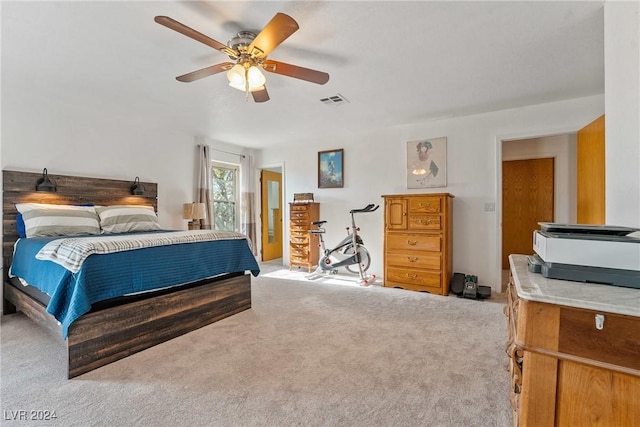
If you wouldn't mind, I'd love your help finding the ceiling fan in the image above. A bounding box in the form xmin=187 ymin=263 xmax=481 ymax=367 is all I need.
xmin=154 ymin=13 xmax=330 ymax=103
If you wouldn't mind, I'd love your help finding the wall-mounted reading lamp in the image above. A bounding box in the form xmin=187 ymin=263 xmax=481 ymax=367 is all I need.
xmin=130 ymin=176 xmax=146 ymax=195
xmin=35 ymin=168 xmax=57 ymax=192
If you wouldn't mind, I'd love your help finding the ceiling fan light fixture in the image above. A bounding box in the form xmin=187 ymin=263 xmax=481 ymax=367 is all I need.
xmin=227 ymin=63 xmax=266 ymax=94
xmin=247 ymin=66 xmax=266 ymax=88
xmin=227 ymin=63 xmax=246 ymax=87
xmin=156 ymin=13 xmax=329 ymax=103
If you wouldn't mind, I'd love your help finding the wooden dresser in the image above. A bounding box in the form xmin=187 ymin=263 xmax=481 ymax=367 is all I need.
xmin=506 ymin=254 xmax=640 ymax=427
xmin=381 ymin=193 xmax=454 ymax=295
xmin=288 ymin=202 xmax=320 ymax=272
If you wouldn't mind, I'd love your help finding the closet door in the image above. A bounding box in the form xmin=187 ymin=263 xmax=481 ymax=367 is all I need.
xmin=502 ymin=158 xmax=554 ymax=268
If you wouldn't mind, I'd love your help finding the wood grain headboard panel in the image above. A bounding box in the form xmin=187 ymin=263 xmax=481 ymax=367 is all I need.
xmin=2 ymin=170 xmax=158 ymax=271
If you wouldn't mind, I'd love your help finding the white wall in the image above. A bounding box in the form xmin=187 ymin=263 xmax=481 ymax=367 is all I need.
xmin=258 ymin=95 xmax=604 ymax=292
xmin=0 ymin=94 xmax=250 ymax=232
xmin=1 ymin=93 xmax=195 ymax=230
xmin=604 ymin=0 xmax=640 ymax=227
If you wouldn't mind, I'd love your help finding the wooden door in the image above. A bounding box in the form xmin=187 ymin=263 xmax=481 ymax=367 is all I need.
xmin=577 ymin=115 xmax=605 ymax=224
xmin=260 ymin=170 xmax=282 ymax=261
xmin=502 ymin=158 xmax=555 ymax=268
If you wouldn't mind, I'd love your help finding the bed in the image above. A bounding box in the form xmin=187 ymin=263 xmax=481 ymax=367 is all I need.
xmin=2 ymin=170 xmax=260 ymax=378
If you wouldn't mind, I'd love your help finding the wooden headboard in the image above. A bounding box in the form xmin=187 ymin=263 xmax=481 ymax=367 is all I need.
xmin=2 ymin=170 xmax=158 ymax=272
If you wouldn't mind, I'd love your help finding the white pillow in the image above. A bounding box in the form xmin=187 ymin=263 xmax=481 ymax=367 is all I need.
xmin=96 ymin=205 xmax=162 ymax=233
xmin=15 ymin=203 xmax=101 ymax=238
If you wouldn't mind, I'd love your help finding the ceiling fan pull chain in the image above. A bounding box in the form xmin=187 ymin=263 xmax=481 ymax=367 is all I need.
xmin=244 ymin=68 xmax=250 ymax=101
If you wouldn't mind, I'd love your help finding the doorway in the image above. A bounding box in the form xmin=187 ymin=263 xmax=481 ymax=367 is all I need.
xmin=500 ymin=133 xmax=574 ymax=292
xmin=499 ymin=117 xmax=605 ymax=291
xmin=260 ymin=169 xmax=283 ymax=261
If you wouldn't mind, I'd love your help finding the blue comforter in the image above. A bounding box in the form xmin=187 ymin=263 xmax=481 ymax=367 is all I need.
xmin=9 ymin=231 xmax=260 ymax=338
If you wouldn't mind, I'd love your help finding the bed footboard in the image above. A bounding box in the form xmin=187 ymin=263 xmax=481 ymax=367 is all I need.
xmin=4 ymin=274 xmax=252 ymax=378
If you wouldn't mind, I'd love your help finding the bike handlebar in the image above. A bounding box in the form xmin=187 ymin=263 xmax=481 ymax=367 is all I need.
xmin=349 ymin=204 xmax=380 ymax=214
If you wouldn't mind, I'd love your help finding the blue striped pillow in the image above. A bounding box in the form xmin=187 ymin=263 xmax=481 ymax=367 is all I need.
xmin=15 ymin=203 xmax=101 ymax=238
xmin=96 ymin=205 xmax=162 ymax=233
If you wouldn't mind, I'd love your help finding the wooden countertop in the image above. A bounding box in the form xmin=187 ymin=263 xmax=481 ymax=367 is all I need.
xmin=509 ymin=254 xmax=640 ymax=317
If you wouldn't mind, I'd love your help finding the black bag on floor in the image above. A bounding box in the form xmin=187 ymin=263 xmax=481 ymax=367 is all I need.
xmin=450 ymin=272 xmax=466 ymax=295
xmin=450 ymin=273 xmax=492 ymax=300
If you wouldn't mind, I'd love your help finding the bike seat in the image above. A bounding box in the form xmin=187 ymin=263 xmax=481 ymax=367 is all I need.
xmin=312 ymin=220 xmax=327 ymax=226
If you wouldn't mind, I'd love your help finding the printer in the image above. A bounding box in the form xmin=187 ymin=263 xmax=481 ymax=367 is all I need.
xmin=528 ymin=223 xmax=640 ymax=289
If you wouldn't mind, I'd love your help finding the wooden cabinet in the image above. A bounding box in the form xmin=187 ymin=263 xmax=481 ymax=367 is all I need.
xmin=288 ymin=202 xmax=320 ymax=272
xmin=506 ymin=259 xmax=640 ymax=427
xmin=381 ymin=193 xmax=454 ymax=295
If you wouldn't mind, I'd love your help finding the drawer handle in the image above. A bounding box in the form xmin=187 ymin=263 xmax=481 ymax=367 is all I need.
xmin=407 ymin=240 xmax=418 ymax=245
xmin=419 ymin=202 xmax=431 ymax=208
xmin=407 ymin=257 xmax=418 ymax=263
xmin=405 ymin=273 xmax=419 ymax=280
xmin=418 ymin=219 xmax=434 ymax=225
xmin=595 ymin=314 xmax=605 ymax=330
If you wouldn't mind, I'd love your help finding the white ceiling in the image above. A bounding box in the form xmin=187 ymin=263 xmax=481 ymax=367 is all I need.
xmin=1 ymin=1 xmax=605 ymax=150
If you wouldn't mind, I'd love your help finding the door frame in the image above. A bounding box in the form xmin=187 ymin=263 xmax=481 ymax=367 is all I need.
xmin=256 ymin=161 xmax=286 ymax=265
xmin=495 ymin=125 xmax=580 ymax=292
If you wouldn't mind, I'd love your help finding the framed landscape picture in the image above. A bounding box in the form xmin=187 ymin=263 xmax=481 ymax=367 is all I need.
xmin=406 ymin=137 xmax=447 ymax=188
xmin=318 ymin=149 xmax=344 ymax=188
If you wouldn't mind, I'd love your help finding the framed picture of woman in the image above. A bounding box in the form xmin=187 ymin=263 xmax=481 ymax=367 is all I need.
xmin=407 ymin=137 xmax=447 ymax=188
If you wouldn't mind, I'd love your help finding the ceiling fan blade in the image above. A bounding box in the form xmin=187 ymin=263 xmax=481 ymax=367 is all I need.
xmin=176 ymin=62 xmax=234 ymax=82
xmin=262 ymin=60 xmax=329 ymax=85
xmin=247 ymin=13 xmax=299 ymax=58
xmin=155 ymin=16 xmax=229 ymax=52
xmin=251 ymin=87 xmax=270 ymax=103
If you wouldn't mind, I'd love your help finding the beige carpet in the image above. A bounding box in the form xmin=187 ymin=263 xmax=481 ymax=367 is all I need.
xmin=1 ymin=270 xmax=511 ymax=426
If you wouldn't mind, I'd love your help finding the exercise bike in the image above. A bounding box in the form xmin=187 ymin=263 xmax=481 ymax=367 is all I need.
xmin=307 ymin=203 xmax=379 ymax=285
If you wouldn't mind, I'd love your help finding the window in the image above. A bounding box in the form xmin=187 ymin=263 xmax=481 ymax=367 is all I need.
xmin=211 ymin=162 xmax=239 ymax=231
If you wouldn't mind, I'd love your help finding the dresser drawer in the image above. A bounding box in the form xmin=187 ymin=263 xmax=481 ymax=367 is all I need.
xmin=290 ymin=222 xmax=311 ymax=232
xmin=408 ymin=214 xmax=441 ymax=230
xmin=290 ymin=211 xmax=310 ymax=221
xmin=386 ymin=251 xmax=440 ymax=270
xmin=386 ymin=267 xmax=441 ymax=287
xmin=290 ymin=204 xmax=309 ymax=212
xmin=291 ymin=254 xmax=311 ymax=264
xmin=409 ymin=197 xmax=441 ymax=213
xmin=387 ymin=233 xmax=440 ymax=251
xmin=290 ymin=233 xmax=310 ymax=245
xmin=290 ymin=244 xmax=309 ymax=256
xmin=558 ymin=307 xmax=640 ymax=371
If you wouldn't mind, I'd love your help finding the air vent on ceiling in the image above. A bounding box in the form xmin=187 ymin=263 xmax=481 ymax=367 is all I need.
xmin=320 ymin=93 xmax=350 ymax=105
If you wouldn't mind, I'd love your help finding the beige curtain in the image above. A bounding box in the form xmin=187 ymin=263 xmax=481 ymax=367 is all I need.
xmin=197 ymin=144 xmax=214 ymax=229
xmin=239 ymin=154 xmax=257 ymax=255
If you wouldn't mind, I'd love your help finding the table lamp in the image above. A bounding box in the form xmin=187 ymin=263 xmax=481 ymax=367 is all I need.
xmin=183 ymin=202 xmax=206 ymax=230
